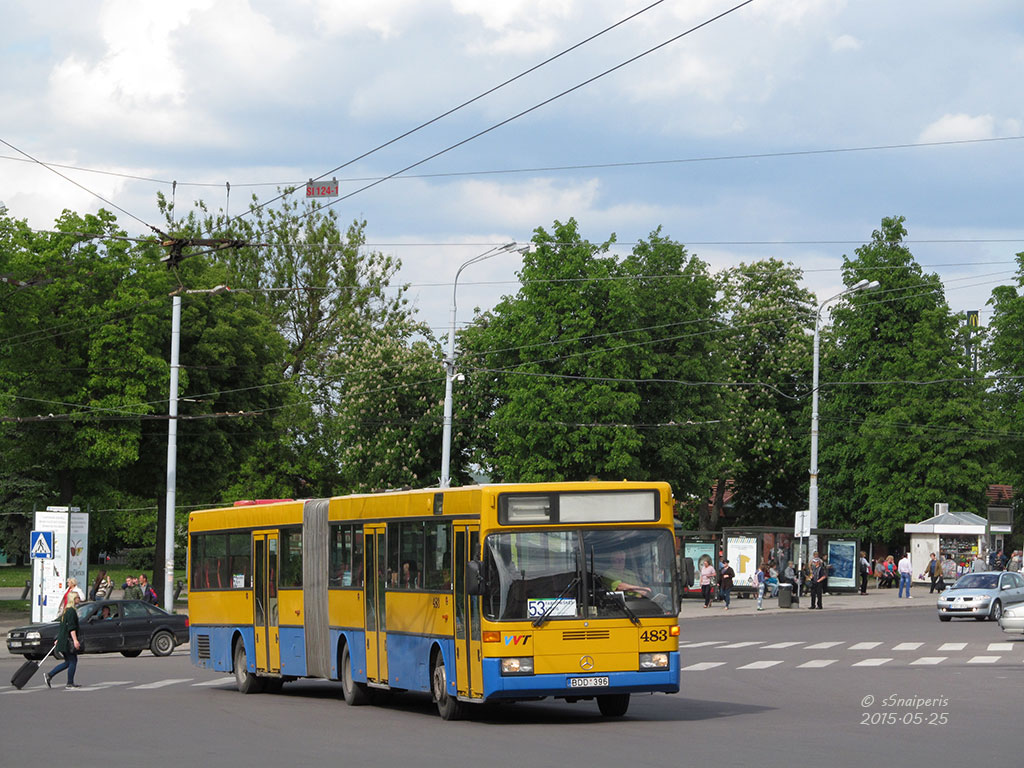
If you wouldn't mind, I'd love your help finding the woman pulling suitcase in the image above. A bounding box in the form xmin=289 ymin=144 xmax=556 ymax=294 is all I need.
xmin=43 ymin=593 xmax=83 ymax=689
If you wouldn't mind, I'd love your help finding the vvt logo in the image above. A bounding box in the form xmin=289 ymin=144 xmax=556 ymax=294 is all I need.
xmin=504 ymin=634 xmax=530 ymax=646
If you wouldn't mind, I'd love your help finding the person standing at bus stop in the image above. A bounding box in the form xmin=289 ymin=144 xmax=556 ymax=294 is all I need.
xmin=809 ymin=552 xmax=827 ymax=609
xmin=43 ymin=593 xmax=82 ymax=690
xmin=897 ymin=552 xmax=913 ymax=598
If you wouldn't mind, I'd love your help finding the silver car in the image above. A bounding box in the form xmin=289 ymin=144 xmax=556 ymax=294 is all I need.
xmin=935 ymin=571 xmax=1024 ymax=622
xmin=998 ymin=600 xmax=1024 ymax=634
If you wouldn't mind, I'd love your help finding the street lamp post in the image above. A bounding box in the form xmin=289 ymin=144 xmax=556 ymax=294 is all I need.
xmin=439 ymin=243 xmax=523 ymax=489
xmin=807 ymin=278 xmax=879 ymax=561
xmin=163 ymin=285 xmax=228 ymax=612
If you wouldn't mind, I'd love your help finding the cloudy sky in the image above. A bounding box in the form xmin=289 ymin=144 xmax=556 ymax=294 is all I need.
xmin=3 ymin=0 xmax=1022 ymax=336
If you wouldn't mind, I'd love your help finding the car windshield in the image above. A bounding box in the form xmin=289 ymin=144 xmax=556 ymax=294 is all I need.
xmin=482 ymin=528 xmax=677 ymax=621
xmin=951 ymin=574 xmax=998 ymax=590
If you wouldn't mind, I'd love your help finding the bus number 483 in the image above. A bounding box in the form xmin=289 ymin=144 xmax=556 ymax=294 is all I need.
xmin=640 ymin=629 xmax=668 ymax=643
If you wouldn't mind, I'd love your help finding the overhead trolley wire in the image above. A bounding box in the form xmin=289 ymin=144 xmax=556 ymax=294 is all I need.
xmin=283 ymin=1 xmax=755 ymax=225
xmin=0 ymin=137 xmax=166 ymax=238
xmin=227 ymin=0 xmax=676 ymax=226
xmin=6 ymin=132 xmax=1023 ymax=195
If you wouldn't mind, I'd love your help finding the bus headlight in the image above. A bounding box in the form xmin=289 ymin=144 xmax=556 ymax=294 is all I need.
xmin=639 ymin=652 xmax=669 ymax=670
xmin=500 ymin=657 xmax=534 ymax=675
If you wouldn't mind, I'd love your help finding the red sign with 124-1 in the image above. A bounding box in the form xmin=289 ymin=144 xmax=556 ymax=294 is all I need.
xmin=306 ymin=178 xmax=339 ymax=198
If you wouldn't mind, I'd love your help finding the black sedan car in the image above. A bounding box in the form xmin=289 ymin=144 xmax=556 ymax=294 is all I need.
xmin=6 ymin=600 xmax=189 ymax=659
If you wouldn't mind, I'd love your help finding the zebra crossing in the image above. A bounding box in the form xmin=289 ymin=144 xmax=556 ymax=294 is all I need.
xmin=678 ymin=638 xmax=1024 ymax=670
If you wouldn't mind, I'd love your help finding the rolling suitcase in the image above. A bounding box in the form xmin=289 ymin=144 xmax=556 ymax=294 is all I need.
xmin=10 ymin=643 xmax=57 ymax=690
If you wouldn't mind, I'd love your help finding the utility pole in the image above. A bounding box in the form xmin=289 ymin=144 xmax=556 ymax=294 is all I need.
xmin=158 ymin=236 xmax=245 ymax=612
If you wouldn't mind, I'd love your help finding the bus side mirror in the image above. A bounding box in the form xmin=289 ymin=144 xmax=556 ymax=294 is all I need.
xmin=683 ymin=557 xmax=695 ymax=589
xmin=466 ymin=560 xmax=485 ymax=596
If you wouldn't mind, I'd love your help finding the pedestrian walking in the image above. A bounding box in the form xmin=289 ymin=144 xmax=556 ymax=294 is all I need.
xmin=719 ymin=559 xmax=735 ymax=610
xmin=809 ymin=552 xmax=826 ymax=609
xmin=897 ymin=552 xmax=913 ymax=598
xmin=926 ymin=552 xmax=945 ymax=593
xmin=43 ymin=593 xmax=82 ymax=690
xmin=699 ymin=557 xmax=716 ymax=608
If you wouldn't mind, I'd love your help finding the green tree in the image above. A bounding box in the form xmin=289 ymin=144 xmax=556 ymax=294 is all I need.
xmin=715 ymin=259 xmax=815 ymax=526
xmin=818 ymin=216 xmax=996 ymax=542
xmin=0 ymin=204 xmax=289 ymax=557
xmin=0 ymin=209 xmax=167 ymax=554
xmin=159 ymin=192 xmax=440 ymax=497
xmin=460 ymin=220 xmax=726 ymax=499
xmin=981 ymin=250 xmax=1024 ymax=528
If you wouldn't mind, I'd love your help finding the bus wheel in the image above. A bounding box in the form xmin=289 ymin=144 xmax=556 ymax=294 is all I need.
xmin=233 ymin=640 xmax=265 ymax=694
xmin=264 ymin=677 xmax=284 ymax=694
xmin=597 ymin=693 xmax=630 ymax=717
xmin=431 ymin=652 xmax=464 ymax=721
xmin=341 ymin=644 xmax=368 ymax=706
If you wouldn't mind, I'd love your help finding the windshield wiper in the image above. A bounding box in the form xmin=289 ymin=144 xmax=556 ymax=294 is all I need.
xmin=608 ymin=590 xmax=641 ymax=626
xmin=533 ymin=553 xmax=581 ymax=628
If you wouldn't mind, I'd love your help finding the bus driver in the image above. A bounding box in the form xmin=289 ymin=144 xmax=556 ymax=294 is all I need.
xmin=603 ymin=550 xmax=652 ymax=598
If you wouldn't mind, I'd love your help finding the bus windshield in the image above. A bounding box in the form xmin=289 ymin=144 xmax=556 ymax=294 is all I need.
xmin=483 ymin=528 xmax=676 ymax=621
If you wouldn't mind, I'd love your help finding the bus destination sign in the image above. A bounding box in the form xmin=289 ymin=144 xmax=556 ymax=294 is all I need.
xmin=306 ymin=178 xmax=339 ymax=198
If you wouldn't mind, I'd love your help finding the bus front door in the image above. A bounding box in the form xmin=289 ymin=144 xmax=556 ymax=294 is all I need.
xmin=253 ymin=532 xmax=280 ymax=674
xmin=364 ymin=524 xmax=388 ymax=684
xmin=453 ymin=524 xmax=483 ymax=700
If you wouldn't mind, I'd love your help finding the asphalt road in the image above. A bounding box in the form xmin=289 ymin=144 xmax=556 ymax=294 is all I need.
xmin=1 ymin=602 xmax=1018 ymax=768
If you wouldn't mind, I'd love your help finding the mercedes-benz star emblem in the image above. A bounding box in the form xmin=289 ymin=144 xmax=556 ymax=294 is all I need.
xmin=580 ymin=655 xmax=595 ymax=670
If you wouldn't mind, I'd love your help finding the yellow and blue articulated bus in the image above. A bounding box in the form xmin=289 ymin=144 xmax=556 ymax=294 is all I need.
xmin=188 ymin=481 xmax=689 ymax=719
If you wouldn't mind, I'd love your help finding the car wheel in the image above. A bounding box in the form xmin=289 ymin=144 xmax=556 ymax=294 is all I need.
xmin=341 ymin=643 xmax=368 ymax=706
xmin=431 ymin=651 xmax=464 ymax=720
xmin=120 ymin=649 xmax=143 ymax=657
xmin=233 ymin=640 xmax=265 ymax=694
xmin=597 ymin=693 xmax=631 ymax=717
xmin=990 ymin=600 xmax=1003 ymax=622
xmin=938 ymin=616 xmax=951 ymax=622
xmin=150 ymin=630 xmax=175 ymax=657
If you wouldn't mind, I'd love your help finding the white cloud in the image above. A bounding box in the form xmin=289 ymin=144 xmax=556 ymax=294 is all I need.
xmin=830 ymin=34 xmax=861 ymax=51
xmin=449 ymin=177 xmax=603 ymax=229
xmin=453 ymin=0 xmax=570 ymax=54
xmin=918 ymin=113 xmax=996 ymax=143
xmin=306 ymin=0 xmax=426 ymax=38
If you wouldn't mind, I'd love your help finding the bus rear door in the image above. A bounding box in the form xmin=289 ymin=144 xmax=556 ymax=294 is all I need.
xmin=252 ymin=531 xmax=280 ymax=674
xmin=453 ymin=524 xmax=483 ymax=699
xmin=364 ymin=523 xmax=388 ymax=684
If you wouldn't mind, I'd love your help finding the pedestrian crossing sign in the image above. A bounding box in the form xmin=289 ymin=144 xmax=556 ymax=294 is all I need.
xmin=30 ymin=530 xmax=54 ymax=559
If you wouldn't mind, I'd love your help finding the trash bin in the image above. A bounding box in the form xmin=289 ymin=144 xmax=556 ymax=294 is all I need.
xmin=778 ymin=583 xmax=793 ymax=608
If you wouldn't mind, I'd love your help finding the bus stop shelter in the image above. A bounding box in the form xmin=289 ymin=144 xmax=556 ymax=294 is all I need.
xmin=674 ymin=528 xmax=722 ymax=599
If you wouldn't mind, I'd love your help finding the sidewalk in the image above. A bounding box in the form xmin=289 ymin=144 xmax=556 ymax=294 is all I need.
xmin=681 ymin=585 xmax=935 ymax=619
